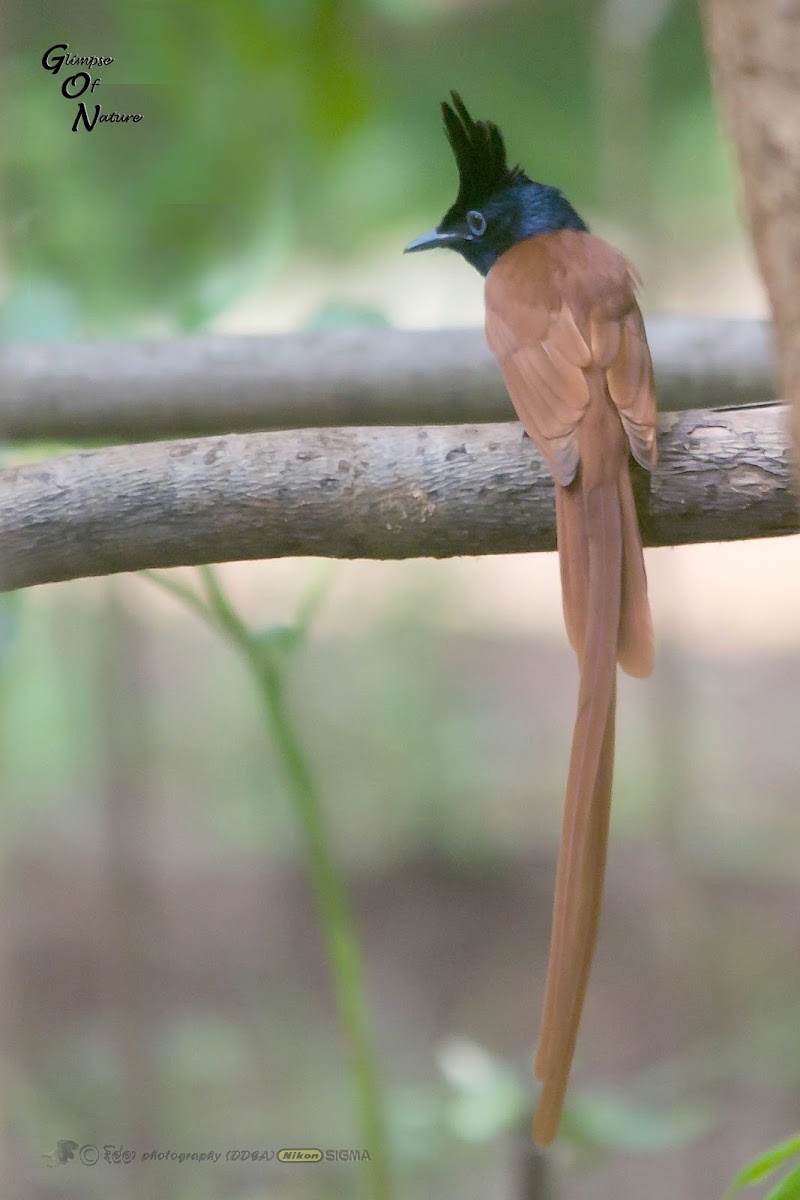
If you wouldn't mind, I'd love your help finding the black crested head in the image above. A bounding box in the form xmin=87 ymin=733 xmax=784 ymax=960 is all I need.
xmin=404 ymin=92 xmax=588 ymax=276
xmin=439 ymin=91 xmax=524 ymax=224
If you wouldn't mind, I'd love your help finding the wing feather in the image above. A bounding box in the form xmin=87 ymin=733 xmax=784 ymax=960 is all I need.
xmin=486 ymin=279 xmax=592 ymax=485
xmin=606 ymin=307 xmax=658 ymax=470
xmin=485 ymin=232 xmax=657 ymax=479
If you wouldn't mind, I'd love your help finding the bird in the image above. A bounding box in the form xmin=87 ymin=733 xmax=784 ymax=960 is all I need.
xmin=404 ymin=93 xmax=657 ymax=1145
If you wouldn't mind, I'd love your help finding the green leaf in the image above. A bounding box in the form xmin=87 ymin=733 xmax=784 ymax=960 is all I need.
xmin=764 ymin=1163 xmax=800 ymax=1200
xmin=252 ymin=624 xmax=301 ymax=656
xmin=724 ymin=1135 xmax=800 ymax=1197
xmin=436 ymin=1038 xmax=528 ymax=1143
xmin=251 ymin=570 xmax=333 ymax=660
xmin=446 ymin=1073 xmax=527 ymax=1143
xmin=564 ymin=1089 xmax=712 ymax=1153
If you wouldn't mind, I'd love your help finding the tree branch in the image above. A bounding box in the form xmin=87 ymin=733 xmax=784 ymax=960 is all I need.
xmin=0 ymin=318 xmax=775 ymax=441
xmin=0 ymin=403 xmax=795 ymax=593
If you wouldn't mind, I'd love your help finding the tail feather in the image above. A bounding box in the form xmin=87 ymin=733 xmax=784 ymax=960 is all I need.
xmin=617 ymin=467 xmax=653 ymax=678
xmin=533 ymin=690 xmax=615 ymax=1144
xmin=533 ymin=475 xmax=624 ymax=1144
xmin=554 ymin=483 xmax=588 ymax=659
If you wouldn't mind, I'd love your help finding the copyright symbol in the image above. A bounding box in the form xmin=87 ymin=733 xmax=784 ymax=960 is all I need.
xmin=80 ymin=1144 xmax=99 ymax=1166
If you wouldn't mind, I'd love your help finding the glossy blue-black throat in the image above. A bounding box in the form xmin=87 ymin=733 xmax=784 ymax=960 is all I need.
xmin=405 ymin=92 xmax=588 ymax=277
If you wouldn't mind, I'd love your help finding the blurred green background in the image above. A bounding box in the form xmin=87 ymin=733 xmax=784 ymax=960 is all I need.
xmin=6 ymin=0 xmax=747 ymax=338
xmin=3 ymin=2 xmax=800 ymax=1200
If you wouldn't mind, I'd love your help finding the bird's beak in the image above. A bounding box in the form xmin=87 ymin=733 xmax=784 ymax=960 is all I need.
xmin=403 ymin=228 xmax=464 ymax=254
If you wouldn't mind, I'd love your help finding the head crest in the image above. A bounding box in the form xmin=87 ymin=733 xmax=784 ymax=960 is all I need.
xmin=440 ymin=92 xmax=523 ymax=221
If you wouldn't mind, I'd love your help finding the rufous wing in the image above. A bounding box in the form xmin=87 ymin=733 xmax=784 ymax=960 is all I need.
xmin=485 ymin=232 xmax=657 ymax=481
xmin=485 ymin=232 xmax=657 ymax=673
xmin=486 ymin=296 xmax=591 ymax=488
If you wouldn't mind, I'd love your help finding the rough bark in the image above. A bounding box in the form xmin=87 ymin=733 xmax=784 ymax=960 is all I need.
xmin=702 ymin=2 xmax=800 ymax=483
xmin=0 ymin=404 xmax=795 ymax=592
xmin=0 ymin=319 xmax=774 ymax=441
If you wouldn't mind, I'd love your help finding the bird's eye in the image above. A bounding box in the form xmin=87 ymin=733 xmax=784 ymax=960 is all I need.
xmin=466 ymin=209 xmax=487 ymax=237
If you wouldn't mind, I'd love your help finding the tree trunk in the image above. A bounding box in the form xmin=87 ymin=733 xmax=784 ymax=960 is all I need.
xmin=702 ymin=0 xmax=800 ymax=483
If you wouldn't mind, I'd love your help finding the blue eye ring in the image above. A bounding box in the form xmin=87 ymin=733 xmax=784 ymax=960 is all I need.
xmin=466 ymin=209 xmax=487 ymax=237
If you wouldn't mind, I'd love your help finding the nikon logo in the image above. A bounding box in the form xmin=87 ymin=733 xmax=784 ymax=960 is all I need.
xmin=277 ymin=1148 xmax=323 ymax=1163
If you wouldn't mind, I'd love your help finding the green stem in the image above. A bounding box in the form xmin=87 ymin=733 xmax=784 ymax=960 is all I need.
xmin=251 ymin=663 xmax=393 ymax=1200
xmin=148 ymin=567 xmax=393 ymax=1199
